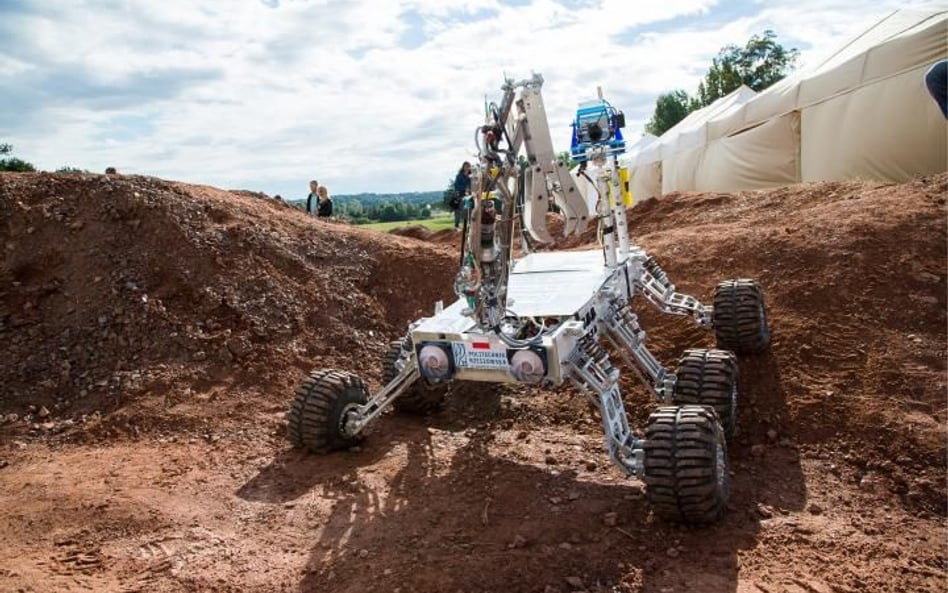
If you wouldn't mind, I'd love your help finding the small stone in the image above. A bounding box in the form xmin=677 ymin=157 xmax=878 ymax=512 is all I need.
xmin=357 ymin=548 xmax=369 ymax=559
xmin=750 ymin=444 xmax=766 ymax=457
xmin=603 ymin=512 xmax=618 ymax=527
xmin=544 ymin=455 xmax=557 ymax=465
xmin=808 ymin=503 xmax=823 ymax=515
xmin=766 ymin=429 xmax=778 ymax=441
xmin=516 ymin=431 xmax=528 ymax=440
xmin=666 ymin=547 xmax=680 ymax=558
xmin=565 ymin=576 xmax=584 ymax=589
xmin=508 ymin=534 xmax=527 ymax=549
xmin=38 ymin=406 xmax=50 ymax=419
xmin=383 ymin=568 xmax=393 ymax=576
xmin=756 ymin=503 xmax=774 ymax=519
xmin=585 ymin=460 xmax=597 ymax=471
xmin=284 ymin=501 xmax=296 ymax=509
xmin=559 ymin=542 xmax=573 ymax=550
xmin=549 ymin=496 xmax=562 ymax=505
xmin=0 ymin=460 xmax=9 ymax=469
xmin=567 ymin=490 xmax=580 ymax=501
xmin=226 ymin=336 xmax=253 ymax=359
xmin=192 ymin=351 xmax=207 ymax=361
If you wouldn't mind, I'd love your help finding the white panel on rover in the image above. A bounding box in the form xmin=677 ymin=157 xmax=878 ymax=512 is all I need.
xmin=413 ymin=249 xmax=626 ymax=337
xmin=507 ymin=250 xmax=621 ymax=317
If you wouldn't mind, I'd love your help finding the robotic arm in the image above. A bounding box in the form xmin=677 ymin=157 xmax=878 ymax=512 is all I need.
xmin=454 ymin=74 xmax=628 ymax=342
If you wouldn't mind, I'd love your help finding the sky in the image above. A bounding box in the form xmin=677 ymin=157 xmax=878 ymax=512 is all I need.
xmin=0 ymin=0 xmax=939 ymax=197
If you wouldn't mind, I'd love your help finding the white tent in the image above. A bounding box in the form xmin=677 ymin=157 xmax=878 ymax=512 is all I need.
xmin=625 ymin=86 xmax=757 ymax=199
xmin=630 ymin=6 xmax=948 ymax=198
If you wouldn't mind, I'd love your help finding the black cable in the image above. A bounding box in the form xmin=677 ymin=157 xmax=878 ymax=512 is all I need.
xmin=458 ymin=207 xmax=469 ymax=267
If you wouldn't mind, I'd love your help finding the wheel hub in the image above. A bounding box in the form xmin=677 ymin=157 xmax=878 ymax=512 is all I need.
xmin=339 ymin=402 xmax=363 ymax=437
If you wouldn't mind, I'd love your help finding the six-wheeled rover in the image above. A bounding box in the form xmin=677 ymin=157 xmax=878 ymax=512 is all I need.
xmin=286 ymin=74 xmax=770 ymax=523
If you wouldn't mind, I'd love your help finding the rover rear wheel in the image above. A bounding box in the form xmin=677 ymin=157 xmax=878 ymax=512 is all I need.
xmin=643 ymin=405 xmax=730 ymax=524
xmin=713 ymin=279 xmax=771 ymax=354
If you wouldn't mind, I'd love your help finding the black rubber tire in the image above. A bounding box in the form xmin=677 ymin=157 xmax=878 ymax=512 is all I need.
xmin=643 ymin=405 xmax=730 ymax=524
xmin=672 ymin=348 xmax=738 ymax=440
xmin=381 ymin=339 xmax=447 ymax=415
xmin=286 ymin=369 xmax=368 ymax=453
xmin=712 ymin=279 xmax=771 ymax=354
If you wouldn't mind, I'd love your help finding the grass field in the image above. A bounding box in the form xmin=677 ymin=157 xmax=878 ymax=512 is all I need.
xmin=359 ymin=212 xmax=455 ymax=232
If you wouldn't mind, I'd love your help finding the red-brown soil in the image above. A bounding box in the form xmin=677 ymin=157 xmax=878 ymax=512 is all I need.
xmin=0 ymin=171 xmax=945 ymax=593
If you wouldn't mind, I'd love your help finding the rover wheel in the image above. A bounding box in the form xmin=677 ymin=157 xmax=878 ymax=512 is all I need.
xmin=712 ymin=279 xmax=771 ymax=353
xmin=382 ymin=339 xmax=447 ymax=415
xmin=643 ymin=405 xmax=730 ymax=524
xmin=287 ymin=369 xmax=368 ymax=452
xmin=672 ymin=348 xmax=738 ymax=439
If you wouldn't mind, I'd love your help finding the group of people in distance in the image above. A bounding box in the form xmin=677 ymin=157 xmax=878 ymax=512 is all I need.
xmin=305 ymin=180 xmax=333 ymax=218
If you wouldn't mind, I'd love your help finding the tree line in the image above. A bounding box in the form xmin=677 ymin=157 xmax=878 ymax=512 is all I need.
xmin=288 ymin=190 xmax=446 ymax=224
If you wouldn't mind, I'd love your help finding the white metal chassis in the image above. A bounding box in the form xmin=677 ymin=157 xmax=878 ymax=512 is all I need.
xmin=342 ymin=246 xmax=714 ymax=478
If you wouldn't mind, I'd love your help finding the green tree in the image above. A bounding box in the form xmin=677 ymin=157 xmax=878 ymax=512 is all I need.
xmin=0 ymin=143 xmax=36 ymax=172
xmin=644 ymin=90 xmax=695 ymax=136
xmin=696 ymin=30 xmax=799 ymax=107
xmin=645 ymin=31 xmax=799 ymax=136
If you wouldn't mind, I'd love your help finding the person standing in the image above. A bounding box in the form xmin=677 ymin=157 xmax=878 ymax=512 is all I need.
xmin=316 ymin=185 xmax=333 ymax=218
xmin=452 ymin=161 xmax=472 ymax=230
xmin=305 ymin=180 xmax=319 ymax=215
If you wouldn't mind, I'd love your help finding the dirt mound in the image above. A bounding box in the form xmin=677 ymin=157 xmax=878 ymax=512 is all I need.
xmin=625 ymin=174 xmax=947 ymax=508
xmin=388 ymin=224 xmax=433 ymax=240
xmin=0 ymin=172 xmax=456 ymax=438
xmin=0 ymin=172 xmax=945 ymax=593
xmin=388 ymin=224 xmax=460 ymax=246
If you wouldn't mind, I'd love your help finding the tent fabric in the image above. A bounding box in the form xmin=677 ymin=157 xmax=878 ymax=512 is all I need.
xmin=630 ymin=7 xmax=947 ymax=198
xmin=630 ymin=161 xmax=661 ymax=201
xmin=625 ymin=85 xmax=756 ymax=167
xmin=661 ymin=147 xmax=702 ymax=193
xmin=697 ymin=112 xmax=800 ymax=191
xmin=801 ymin=65 xmax=948 ymax=182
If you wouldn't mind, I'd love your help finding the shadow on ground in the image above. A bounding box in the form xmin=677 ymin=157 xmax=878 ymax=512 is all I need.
xmin=238 ymin=350 xmax=804 ymax=593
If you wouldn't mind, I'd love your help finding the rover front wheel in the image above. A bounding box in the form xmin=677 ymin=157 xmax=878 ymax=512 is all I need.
xmin=286 ymin=369 xmax=368 ymax=453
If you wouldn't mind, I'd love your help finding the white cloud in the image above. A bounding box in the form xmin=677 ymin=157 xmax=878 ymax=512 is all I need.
xmin=0 ymin=0 xmax=934 ymax=197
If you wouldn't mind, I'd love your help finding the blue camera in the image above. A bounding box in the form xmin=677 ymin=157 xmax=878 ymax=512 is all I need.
xmin=570 ymin=98 xmax=626 ymax=163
